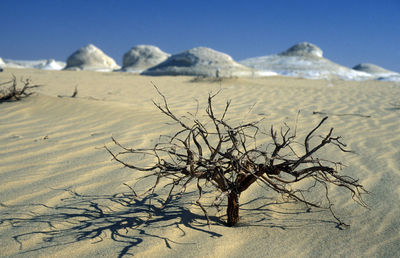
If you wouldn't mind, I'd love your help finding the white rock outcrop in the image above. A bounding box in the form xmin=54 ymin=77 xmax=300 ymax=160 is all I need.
xmin=64 ymin=44 xmax=120 ymax=71
xmin=142 ymin=47 xmax=254 ymax=77
xmin=240 ymin=42 xmax=371 ymax=80
xmin=0 ymin=58 xmax=66 ymax=70
xmin=353 ymin=63 xmax=397 ymax=75
xmin=353 ymin=63 xmax=400 ymax=82
xmin=280 ymin=42 xmax=323 ymax=58
xmin=121 ymin=45 xmax=169 ymax=73
xmin=39 ymin=59 xmax=65 ymax=70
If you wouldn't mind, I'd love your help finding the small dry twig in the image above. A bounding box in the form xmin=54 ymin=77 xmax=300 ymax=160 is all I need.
xmin=313 ymin=111 xmax=371 ymax=118
xmin=71 ymin=86 xmax=78 ymax=98
xmin=0 ymin=75 xmax=40 ymax=102
xmin=388 ymin=102 xmax=400 ymax=110
xmin=58 ymin=86 xmax=78 ymax=98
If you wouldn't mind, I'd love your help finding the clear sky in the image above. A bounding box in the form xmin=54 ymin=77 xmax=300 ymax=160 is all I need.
xmin=1 ymin=0 xmax=400 ymax=72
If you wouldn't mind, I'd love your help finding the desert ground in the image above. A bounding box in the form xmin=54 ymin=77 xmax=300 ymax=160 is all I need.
xmin=1 ymin=68 xmax=399 ymax=257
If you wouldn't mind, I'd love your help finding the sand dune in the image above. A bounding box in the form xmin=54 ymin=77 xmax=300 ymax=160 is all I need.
xmin=0 ymin=68 xmax=399 ymax=257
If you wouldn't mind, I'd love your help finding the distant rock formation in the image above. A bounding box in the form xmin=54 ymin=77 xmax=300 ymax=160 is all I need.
xmin=0 ymin=57 xmax=5 ymax=70
xmin=0 ymin=58 xmax=65 ymax=70
xmin=45 ymin=59 xmax=65 ymax=70
xmin=353 ymin=63 xmax=400 ymax=82
xmin=23 ymin=59 xmax=66 ymax=70
xmin=279 ymin=42 xmax=323 ymax=58
xmin=352 ymin=63 xmax=397 ymax=75
xmin=0 ymin=58 xmax=24 ymax=68
xmin=121 ymin=45 xmax=169 ymax=73
xmin=142 ymin=47 xmax=253 ymax=77
xmin=240 ymin=42 xmax=371 ymax=80
xmin=64 ymin=44 xmax=120 ymax=71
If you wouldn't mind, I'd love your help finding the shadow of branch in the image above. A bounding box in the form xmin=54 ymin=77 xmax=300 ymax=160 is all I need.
xmin=0 ymin=188 xmax=222 ymax=257
xmin=0 ymin=188 xmax=342 ymax=257
xmin=238 ymin=197 xmax=340 ymax=230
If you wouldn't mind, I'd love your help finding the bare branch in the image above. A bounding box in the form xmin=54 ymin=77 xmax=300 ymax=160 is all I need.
xmin=107 ymin=85 xmax=368 ymax=227
xmin=0 ymin=76 xmax=40 ymax=102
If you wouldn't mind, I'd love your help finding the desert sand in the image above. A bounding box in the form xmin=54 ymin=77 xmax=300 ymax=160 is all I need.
xmin=1 ymin=68 xmax=399 ymax=257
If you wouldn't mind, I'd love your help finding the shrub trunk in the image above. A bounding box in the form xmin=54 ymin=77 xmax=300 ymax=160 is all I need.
xmin=227 ymin=192 xmax=240 ymax=226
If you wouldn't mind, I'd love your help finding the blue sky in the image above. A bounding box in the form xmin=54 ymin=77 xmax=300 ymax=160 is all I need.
xmin=1 ymin=0 xmax=400 ymax=72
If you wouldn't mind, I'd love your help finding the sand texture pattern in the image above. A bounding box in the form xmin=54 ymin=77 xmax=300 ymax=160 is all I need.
xmin=1 ymin=68 xmax=399 ymax=257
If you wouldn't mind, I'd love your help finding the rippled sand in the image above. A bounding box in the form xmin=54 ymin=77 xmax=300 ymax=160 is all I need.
xmin=1 ymin=68 xmax=399 ymax=257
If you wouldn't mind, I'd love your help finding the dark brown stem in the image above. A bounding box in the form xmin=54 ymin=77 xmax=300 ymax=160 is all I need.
xmin=227 ymin=192 xmax=240 ymax=226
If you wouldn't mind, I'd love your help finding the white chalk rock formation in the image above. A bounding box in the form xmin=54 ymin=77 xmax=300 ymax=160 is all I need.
xmin=0 ymin=58 xmax=65 ymax=70
xmin=121 ymin=45 xmax=169 ymax=73
xmin=0 ymin=58 xmax=23 ymax=68
xmin=64 ymin=44 xmax=120 ymax=71
xmin=353 ymin=63 xmax=397 ymax=75
xmin=280 ymin=42 xmax=323 ymax=58
xmin=240 ymin=42 xmax=371 ymax=80
xmin=38 ymin=59 xmax=65 ymax=70
xmin=0 ymin=57 xmax=5 ymax=68
xmin=353 ymin=63 xmax=400 ymax=82
xmin=142 ymin=47 xmax=254 ymax=77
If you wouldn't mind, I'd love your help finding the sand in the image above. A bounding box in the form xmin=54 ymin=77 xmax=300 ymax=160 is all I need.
xmin=1 ymin=68 xmax=399 ymax=257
